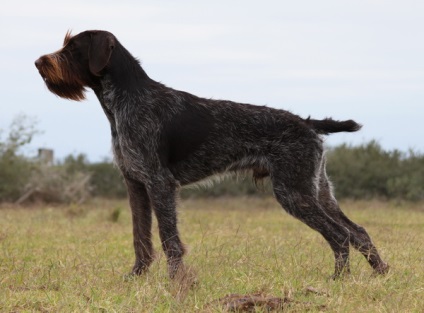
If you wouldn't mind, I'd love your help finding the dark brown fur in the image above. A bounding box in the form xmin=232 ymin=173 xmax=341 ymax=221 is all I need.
xmin=35 ymin=30 xmax=389 ymax=279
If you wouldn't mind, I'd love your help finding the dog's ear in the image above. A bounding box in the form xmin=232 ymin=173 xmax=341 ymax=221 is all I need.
xmin=89 ymin=32 xmax=115 ymax=75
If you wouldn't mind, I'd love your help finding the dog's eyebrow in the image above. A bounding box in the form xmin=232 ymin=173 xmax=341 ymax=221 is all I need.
xmin=63 ymin=30 xmax=73 ymax=46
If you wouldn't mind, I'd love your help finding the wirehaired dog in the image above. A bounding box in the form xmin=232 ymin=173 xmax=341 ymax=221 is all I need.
xmin=35 ymin=30 xmax=389 ymax=279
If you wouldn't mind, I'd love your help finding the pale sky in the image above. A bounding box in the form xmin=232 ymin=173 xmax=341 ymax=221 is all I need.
xmin=1 ymin=0 xmax=423 ymax=161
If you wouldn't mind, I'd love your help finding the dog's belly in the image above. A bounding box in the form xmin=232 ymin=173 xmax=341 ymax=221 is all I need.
xmin=168 ymin=148 xmax=270 ymax=186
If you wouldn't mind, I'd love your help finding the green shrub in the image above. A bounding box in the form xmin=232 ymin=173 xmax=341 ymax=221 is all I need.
xmin=326 ymin=141 xmax=424 ymax=200
xmin=0 ymin=115 xmax=39 ymax=202
xmin=88 ymin=162 xmax=127 ymax=198
xmin=1 ymin=114 xmax=423 ymax=202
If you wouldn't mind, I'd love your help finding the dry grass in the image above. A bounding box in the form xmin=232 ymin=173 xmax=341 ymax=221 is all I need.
xmin=0 ymin=197 xmax=423 ymax=312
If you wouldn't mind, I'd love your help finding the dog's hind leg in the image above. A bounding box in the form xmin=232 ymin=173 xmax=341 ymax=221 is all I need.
xmin=271 ymin=172 xmax=351 ymax=278
xmin=317 ymin=162 xmax=389 ymax=275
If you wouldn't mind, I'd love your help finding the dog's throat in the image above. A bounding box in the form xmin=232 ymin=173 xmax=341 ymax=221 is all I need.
xmin=100 ymin=78 xmax=117 ymax=110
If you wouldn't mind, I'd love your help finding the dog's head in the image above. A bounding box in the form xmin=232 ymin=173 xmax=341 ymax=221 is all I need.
xmin=35 ymin=30 xmax=116 ymax=101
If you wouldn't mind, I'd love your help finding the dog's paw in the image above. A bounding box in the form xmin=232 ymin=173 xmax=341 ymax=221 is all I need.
xmin=372 ymin=262 xmax=390 ymax=276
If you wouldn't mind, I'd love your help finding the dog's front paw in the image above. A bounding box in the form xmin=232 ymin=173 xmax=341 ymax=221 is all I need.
xmin=123 ymin=262 xmax=150 ymax=281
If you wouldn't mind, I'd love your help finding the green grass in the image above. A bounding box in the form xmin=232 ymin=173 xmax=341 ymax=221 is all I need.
xmin=1 ymin=198 xmax=423 ymax=312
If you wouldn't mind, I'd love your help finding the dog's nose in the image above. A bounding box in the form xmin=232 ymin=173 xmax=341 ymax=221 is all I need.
xmin=35 ymin=58 xmax=42 ymax=69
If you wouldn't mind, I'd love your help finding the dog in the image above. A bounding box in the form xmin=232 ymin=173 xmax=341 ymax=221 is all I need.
xmin=35 ymin=30 xmax=389 ymax=279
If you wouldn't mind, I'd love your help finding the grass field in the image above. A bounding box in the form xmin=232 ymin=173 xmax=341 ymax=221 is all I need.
xmin=1 ymin=197 xmax=423 ymax=312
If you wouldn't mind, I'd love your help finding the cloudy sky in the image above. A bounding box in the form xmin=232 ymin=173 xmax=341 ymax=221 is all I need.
xmin=1 ymin=0 xmax=423 ymax=161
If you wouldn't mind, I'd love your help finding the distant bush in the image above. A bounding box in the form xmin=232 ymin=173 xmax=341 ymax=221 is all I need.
xmin=386 ymin=151 xmax=424 ymax=201
xmin=0 ymin=115 xmax=38 ymax=202
xmin=21 ymin=162 xmax=91 ymax=204
xmin=89 ymin=161 xmax=127 ymax=198
xmin=326 ymin=141 xmax=424 ymax=201
xmin=0 ymin=117 xmax=95 ymax=204
xmin=59 ymin=154 xmax=127 ymax=199
xmin=54 ymin=142 xmax=424 ymax=202
xmin=0 ymin=115 xmax=423 ymax=203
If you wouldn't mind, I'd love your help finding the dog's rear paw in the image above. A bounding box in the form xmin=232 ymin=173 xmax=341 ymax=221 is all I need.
xmin=373 ymin=262 xmax=390 ymax=276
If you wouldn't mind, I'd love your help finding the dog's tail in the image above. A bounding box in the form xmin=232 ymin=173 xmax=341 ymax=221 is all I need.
xmin=305 ymin=117 xmax=362 ymax=135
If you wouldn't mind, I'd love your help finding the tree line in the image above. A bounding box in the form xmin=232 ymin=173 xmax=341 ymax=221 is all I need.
xmin=1 ymin=115 xmax=423 ymax=203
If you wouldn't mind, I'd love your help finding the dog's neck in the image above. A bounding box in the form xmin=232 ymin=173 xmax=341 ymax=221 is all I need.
xmin=105 ymin=42 xmax=150 ymax=92
xmin=93 ymin=50 xmax=151 ymax=111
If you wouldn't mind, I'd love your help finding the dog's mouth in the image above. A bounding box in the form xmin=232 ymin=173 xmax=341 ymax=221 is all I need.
xmin=39 ymin=72 xmax=48 ymax=82
xmin=35 ymin=61 xmax=47 ymax=81
xmin=36 ymin=66 xmax=61 ymax=86
xmin=35 ymin=57 xmax=57 ymax=84
xmin=39 ymin=73 xmax=51 ymax=85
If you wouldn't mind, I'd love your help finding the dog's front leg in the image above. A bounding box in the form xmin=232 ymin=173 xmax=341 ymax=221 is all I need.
xmin=146 ymin=175 xmax=186 ymax=279
xmin=125 ymin=177 xmax=155 ymax=276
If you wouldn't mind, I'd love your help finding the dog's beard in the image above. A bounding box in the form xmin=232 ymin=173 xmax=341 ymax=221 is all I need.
xmin=37 ymin=54 xmax=87 ymax=101
xmin=44 ymin=81 xmax=87 ymax=101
